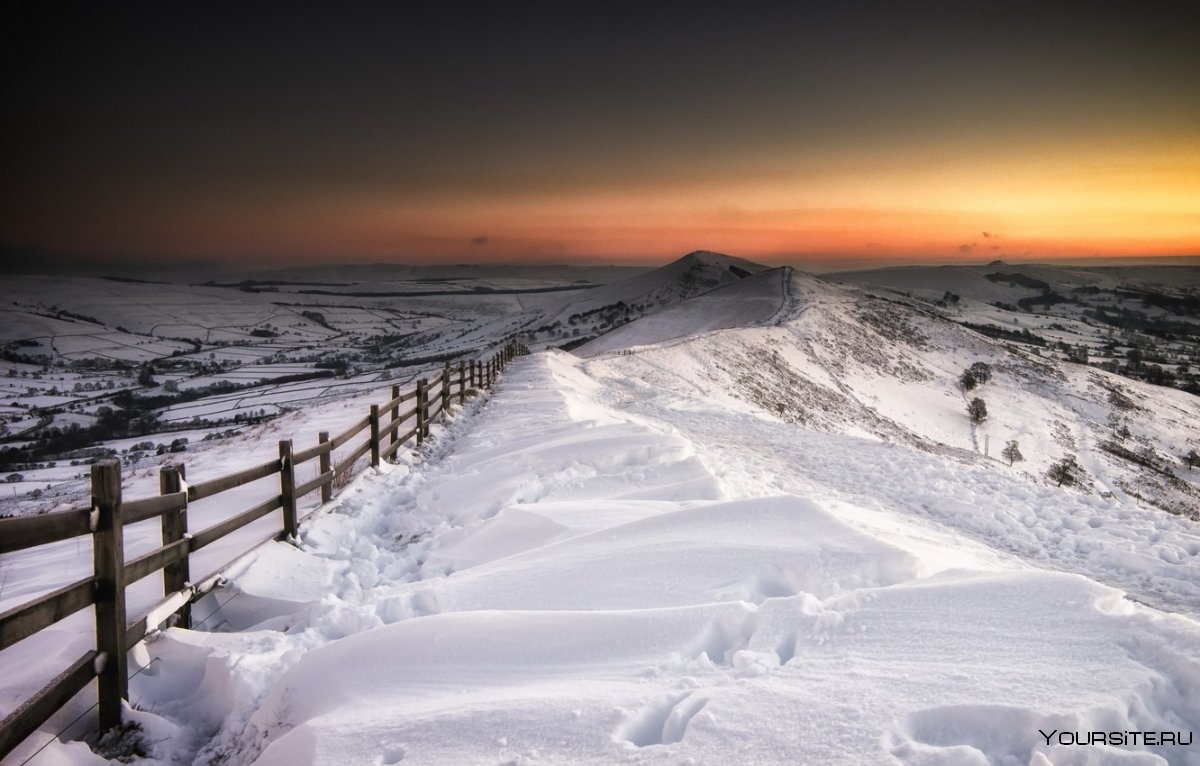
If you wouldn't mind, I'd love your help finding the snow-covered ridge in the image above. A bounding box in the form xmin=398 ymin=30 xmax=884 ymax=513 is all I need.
xmin=576 ymin=266 xmax=789 ymax=356
xmin=94 ymin=350 xmax=1200 ymax=766
xmin=583 ymin=270 xmax=1200 ymax=517
xmin=525 ymin=250 xmax=769 ymax=343
xmin=5 ymin=258 xmax=1200 ymax=764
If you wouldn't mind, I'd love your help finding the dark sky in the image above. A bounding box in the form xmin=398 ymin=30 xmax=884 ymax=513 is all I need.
xmin=3 ymin=1 xmax=1199 ymax=267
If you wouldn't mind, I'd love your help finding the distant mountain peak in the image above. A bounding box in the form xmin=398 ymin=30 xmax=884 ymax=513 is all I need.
xmin=675 ymin=250 xmax=769 ymax=273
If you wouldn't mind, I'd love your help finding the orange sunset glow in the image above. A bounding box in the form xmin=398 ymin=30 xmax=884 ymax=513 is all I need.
xmin=3 ymin=2 xmax=1199 ymax=270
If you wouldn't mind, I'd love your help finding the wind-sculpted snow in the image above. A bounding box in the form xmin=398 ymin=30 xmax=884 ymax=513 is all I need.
xmin=47 ymin=349 xmax=1197 ymax=766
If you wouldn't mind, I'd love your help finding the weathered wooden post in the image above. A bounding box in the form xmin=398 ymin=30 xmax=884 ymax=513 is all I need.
xmin=279 ymin=440 xmax=298 ymax=538
xmin=416 ymin=378 xmax=427 ymax=444
xmin=318 ymin=431 xmax=332 ymax=503
xmin=368 ymin=405 xmax=381 ymax=467
xmin=422 ymin=377 xmax=432 ymax=438
xmin=442 ymin=364 xmax=451 ymax=414
xmin=159 ymin=463 xmax=190 ymax=628
xmin=389 ymin=384 xmax=401 ymax=449
xmin=92 ymin=459 xmax=127 ymax=731
xmin=458 ymin=361 xmax=466 ymax=404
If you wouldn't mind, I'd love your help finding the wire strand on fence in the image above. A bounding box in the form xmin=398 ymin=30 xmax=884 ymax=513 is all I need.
xmin=15 ymin=657 xmax=162 ymax=766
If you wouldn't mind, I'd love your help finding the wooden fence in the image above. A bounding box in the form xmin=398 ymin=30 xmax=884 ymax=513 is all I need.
xmin=0 ymin=342 xmax=527 ymax=759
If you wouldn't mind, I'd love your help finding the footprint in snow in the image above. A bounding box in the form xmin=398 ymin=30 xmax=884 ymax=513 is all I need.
xmin=615 ymin=692 xmax=709 ymax=747
xmin=376 ymin=744 xmax=405 ymax=764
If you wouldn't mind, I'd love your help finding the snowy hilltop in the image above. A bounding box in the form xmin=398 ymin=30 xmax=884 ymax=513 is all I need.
xmin=3 ymin=262 xmax=1199 ymax=765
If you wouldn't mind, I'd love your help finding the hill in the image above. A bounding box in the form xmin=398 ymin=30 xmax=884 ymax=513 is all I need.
xmin=519 ymin=251 xmax=770 ymax=347
xmin=581 ymin=270 xmax=1200 ymax=516
xmin=5 ymin=263 xmax=1200 ymax=765
xmin=575 ymin=266 xmax=788 ymax=356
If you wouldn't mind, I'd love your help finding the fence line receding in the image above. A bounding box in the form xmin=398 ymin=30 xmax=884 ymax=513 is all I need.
xmin=0 ymin=342 xmax=527 ymax=759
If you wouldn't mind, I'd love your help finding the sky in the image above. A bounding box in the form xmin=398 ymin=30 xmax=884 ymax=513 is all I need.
xmin=3 ymin=1 xmax=1199 ymax=270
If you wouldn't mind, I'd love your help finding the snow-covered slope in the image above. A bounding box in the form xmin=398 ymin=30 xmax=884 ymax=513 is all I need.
xmin=576 ymin=266 xmax=789 ymax=356
xmin=552 ymin=250 xmax=768 ymax=317
xmin=522 ymin=251 xmax=770 ymax=345
xmin=9 ymin=267 xmax=1200 ymax=766
xmin=64 ymin=349 xmax=1199 ymax=766
xmin=583 ymin=271 xmax=1200 ymax=516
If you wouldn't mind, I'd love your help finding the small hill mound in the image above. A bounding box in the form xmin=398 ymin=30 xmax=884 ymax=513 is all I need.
xmin=575 ymin=267 xmax=788 ymax=356
xmin=523 ymin=251 xmax=770 ymax=346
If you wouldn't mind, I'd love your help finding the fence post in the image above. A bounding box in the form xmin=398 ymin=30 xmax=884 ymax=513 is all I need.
xmin=389 ymin=384 xmax=400 ymax=449
xmin=471 ymin=360 xmax=477 ymax=388
xmin=415 ymin=379 xmax=426 ymax=444
xmin=318 ymin=431 xmax=332 ymax=503
xmin=369 ymin=405 xmax=381 ymax=467
xmin=442 ymin=364 xmax=451 ymax=414
xmin=423 ymin=378 xmax=432 ymax=438
xmin=159 ymin=463 xmax=190 ymax=629
xmin=92 ymin=459 xmax=127 ymax=731
xmin=279 ymin=440 xmax=297 ymax=539
xmin=458 ymin=361 xmax=465 ymax=404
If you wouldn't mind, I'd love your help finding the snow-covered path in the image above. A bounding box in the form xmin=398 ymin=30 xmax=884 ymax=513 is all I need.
xmin=46 ymin=351 xmax=1200 ymax=766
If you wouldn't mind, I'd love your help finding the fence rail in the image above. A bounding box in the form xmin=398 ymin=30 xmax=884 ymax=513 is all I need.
xmin=0 ymin=342 xmax=527 ymax=759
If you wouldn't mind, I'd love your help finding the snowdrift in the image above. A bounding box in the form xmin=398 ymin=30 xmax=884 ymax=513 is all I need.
xmin=67 ymin=348 xmax=1199 ymax=766
xmin=13 ymin=266 xmax=1200 ymax=765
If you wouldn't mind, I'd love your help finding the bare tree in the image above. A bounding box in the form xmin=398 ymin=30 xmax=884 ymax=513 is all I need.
xmin=1001 ymin=440 xmax=1024 ymax=467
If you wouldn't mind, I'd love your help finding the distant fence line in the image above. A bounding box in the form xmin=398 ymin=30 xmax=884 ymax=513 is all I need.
xmin=0 ymin=342 xmax=528 ymax=759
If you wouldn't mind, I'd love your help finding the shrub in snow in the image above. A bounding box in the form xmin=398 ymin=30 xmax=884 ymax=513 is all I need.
xmin=968 ymin=362 xmax=992 ymax=383
xmin=1001 ymin=440 xmax=1024 ymax=467
xmin=967 ymin=398 xmax=988 ymax=423
xmin=959 ymin=371 xmax=978 ymax=391
xmin=1048 ymin=455 xmax=1082 ymax=487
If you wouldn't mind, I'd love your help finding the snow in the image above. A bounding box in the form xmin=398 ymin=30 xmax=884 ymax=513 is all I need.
xmin=576 ymin=267 xmax=788 ymax=356
xmin=4 ymin=264 xmax=1200 ymax=765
